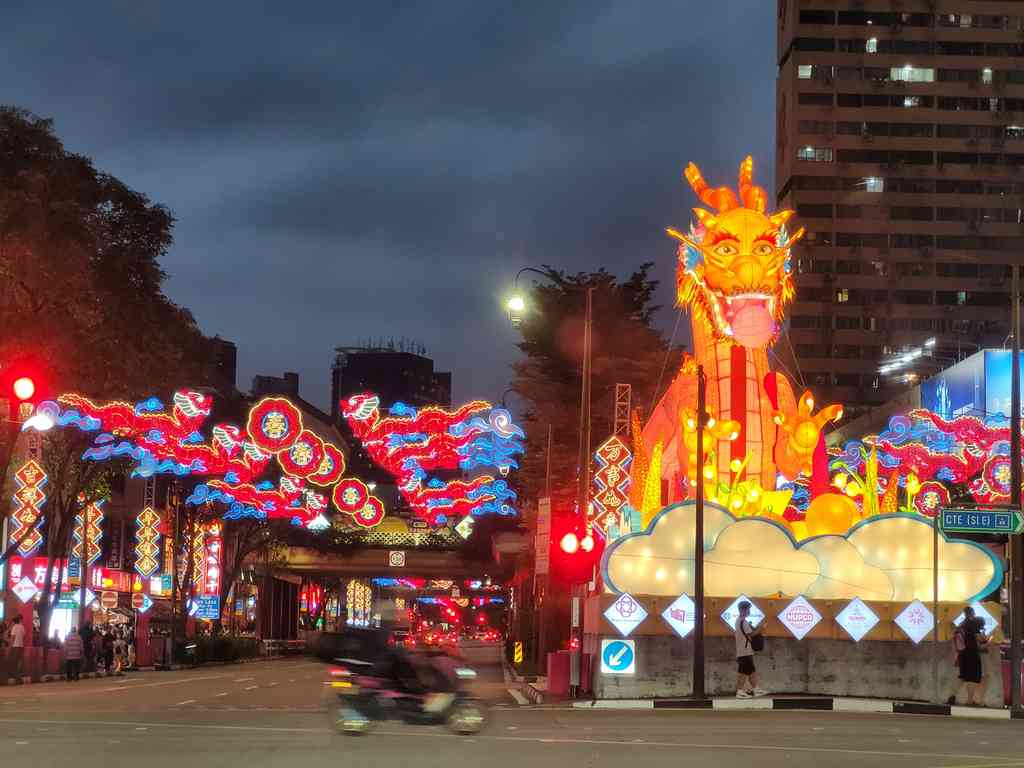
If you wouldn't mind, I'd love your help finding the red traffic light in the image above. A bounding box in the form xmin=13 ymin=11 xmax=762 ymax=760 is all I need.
xmin=12 ymin=376 xmax=35 ymax=402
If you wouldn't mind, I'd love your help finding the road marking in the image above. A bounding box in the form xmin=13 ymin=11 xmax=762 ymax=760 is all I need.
xmin=507 ymin=689 xmax=529 ymax=706
xmin=174 ymin=700 xmax=196 ymax=706
xmin=372 ymin=729 xmax=1021 ymax=763
xmin=245 ymin=686 xmax=258 ymax=691
xmin=215 ymin=692 xmax=228 ymax=697
xmin=267 ymin=682 xmax=278 ymax=687
xmin=98 ymin=674 xmax=229 ymax=693
xmin=0 ymin=718 xmax=320 ymax=734
xmin=234 ymin=678 xmax=255 ymax=683
xmin=15 ymin=741 xmax=28 ymax=745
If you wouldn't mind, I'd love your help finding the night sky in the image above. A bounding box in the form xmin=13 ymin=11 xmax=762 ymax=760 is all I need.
xmin=5 ymin=1 xmax=775 ymax=411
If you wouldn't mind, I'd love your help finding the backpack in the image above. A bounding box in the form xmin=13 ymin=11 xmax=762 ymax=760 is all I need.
xmin=742 ymin=622 xmax=765 ymax=652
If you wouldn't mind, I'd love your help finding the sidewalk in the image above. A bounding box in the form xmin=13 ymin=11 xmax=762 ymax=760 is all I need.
xmin=571 ymin=695 xmax=1024 ymax=721
xmin=2 ymin=654 xmax=288 ymax=686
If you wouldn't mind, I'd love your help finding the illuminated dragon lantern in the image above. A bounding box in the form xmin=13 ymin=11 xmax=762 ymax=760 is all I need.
xmin=643 ymin=157 xmax=843 ymax=518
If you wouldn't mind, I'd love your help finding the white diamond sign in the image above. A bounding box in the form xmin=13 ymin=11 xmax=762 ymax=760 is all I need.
xmin=70 ymin=588 xmax=97 ymax=606
xmin=604 ymin=593 xmax=648 ymax=637
xmin=778 ymin=595 xmax=822 ymax=640
xmin=12 ymin=576 xmax=38 ymax=604
xmin=720 ymin=594 xmax=765 ymax=631
xmin=954 ymin=601 xmax=999 ymax=637
xmin=836 ymin=597 xmax=880 ymax=642
xmin=661 ymin=593 xmax=696 ymax=639
xmin=894 ymin=600 xmax=934 ymax=644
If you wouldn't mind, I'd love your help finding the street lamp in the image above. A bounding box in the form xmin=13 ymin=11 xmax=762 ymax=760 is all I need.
xmin=505 ymin=267 xmax=554 ymax=327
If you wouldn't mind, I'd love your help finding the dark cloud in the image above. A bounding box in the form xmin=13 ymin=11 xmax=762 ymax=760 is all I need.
xmin=4 ymin=0 xmax=774 ymax=410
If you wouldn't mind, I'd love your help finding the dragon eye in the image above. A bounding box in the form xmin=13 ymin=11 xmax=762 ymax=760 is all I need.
xmin=753 ymin=243 xmax=775 ymax=257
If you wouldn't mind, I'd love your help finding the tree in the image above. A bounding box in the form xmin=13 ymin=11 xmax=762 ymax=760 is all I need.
xmin=509 ymin=264 xmax=678 ymax=510
xmin=0 ymin=106 xmax=217 ymax=527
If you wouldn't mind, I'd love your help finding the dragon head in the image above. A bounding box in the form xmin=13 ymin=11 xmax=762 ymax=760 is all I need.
xmin=669 ymin=156 xmax=804 ymax=349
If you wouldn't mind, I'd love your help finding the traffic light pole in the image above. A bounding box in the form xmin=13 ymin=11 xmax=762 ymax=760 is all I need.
xmin=693 ymin=365 xmax=706 ymax=700
xmin=1011 ymin=264 xmax=1022 ymax=711
xmin=569 ymin=287 xmax=593 ymax=698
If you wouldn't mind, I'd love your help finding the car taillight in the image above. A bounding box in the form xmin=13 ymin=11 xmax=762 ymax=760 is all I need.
xmin=329 ymin=667 xmax=351 ymax=677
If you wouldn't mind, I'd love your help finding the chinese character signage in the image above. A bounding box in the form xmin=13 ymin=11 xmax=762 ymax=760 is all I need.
xmin=591 ymin=436 xmax=632 ymax=537
xmin=134 ymin=507 xmax=161 ymax=578
xmin=10 ymin=459 xmax=47 ymax=556
xmin=202 ymin=524 xmax=222 ymax=596
xmin=72 ymin=498 xmax=105 ymax=566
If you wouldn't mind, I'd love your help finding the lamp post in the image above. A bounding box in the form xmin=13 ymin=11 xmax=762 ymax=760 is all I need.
xmin=1011 ymin=264 xmax=1022 ymax=712
xmin=505 ymin=268 xmax=593 ymax=694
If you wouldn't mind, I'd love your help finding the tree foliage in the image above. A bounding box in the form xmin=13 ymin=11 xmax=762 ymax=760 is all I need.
xmin=0 ymin=107 xmax=218 ymax=516
xmin=509 ymin=264 xmax=679 ymax=509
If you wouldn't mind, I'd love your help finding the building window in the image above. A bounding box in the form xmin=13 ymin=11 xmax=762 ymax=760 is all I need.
xmin=798 ymin=64 xmax=813 ymax=79
xmin=891 ymin=65 xmax=935 ymax=83
xmin=866 ymin=37 xmax=878 ymax=53
xmin=798 ymin=146 xmax=833 ymax=162
xmin=864 ymin=176 xmax=884 ymax=192
xmin=990 ymin=98 xmax=1000 ymax=113
xmin=904 ymin=96 xmax=922 ymax=108
xmin=957 ymin=291 xmax=967 ymax=305
xmin=983 ymin=67 xmax=994 ymax=85
xmin=836 ymin=288 xmax=849 ymax=303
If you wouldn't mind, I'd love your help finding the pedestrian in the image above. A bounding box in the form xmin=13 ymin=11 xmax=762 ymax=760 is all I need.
xmin=63 ymin=627 xmax=84 ymax=681
xmin=734 ymin=601 xmax=767 ymax=698
xmin=79 ymin=620 xmax=95 ymax=672
xmin=102 ymin=630 xmax=115 ymax=673
xmin=8 ymin=616 xmax=26 ymax=684
xmin=948 ymin=607 xmax=988 ymax=706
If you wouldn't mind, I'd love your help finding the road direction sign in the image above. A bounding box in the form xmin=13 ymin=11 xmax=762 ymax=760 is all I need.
xmin=939 ymin=506 xmax=1023 ymax=535
xmin=137 ymin=594 xmax=154 ymax=614
xmin=600 ymin=638 xmax=636 ymax=675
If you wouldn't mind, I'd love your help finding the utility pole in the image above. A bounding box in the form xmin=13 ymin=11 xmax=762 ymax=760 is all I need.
xmin=1011 ymin=263 xmax=1022 ymax=711
xmin=77 ymin=500 xmax=90 ymax=627
xmin=693 ymin=365 xmax=706 ymax=700
xmin=535 ymin=424 xmax=552 ymax=673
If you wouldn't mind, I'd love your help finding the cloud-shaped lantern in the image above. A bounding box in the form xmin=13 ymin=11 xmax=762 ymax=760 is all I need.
xmin=602 ymin=502 xmax=1002 ymax=603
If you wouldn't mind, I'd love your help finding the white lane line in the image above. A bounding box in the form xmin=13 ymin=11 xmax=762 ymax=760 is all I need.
xmin=507 ymin=689 xmax=529 ymax=706
xmin=97 ymin=674 xmax=230 ymax=693
xmin=267 ymin=682 xmax=279 ymax=688
xmin=215 ymin=692 xmax=228 ymax=697
xmin=15 ymin=741 xmax=28 ymax=745
xmin=0 ymin=718 xmax=320 ymax=734
xmin=244 ymin=686 xmax=258 ymax=691
xmin=371 ymin=729 xmax=1021 ymax=763
xmin=233 ymin=678 xmax=255 ymax=683
xmin=174 ymin=700 xmax=196 ymax=706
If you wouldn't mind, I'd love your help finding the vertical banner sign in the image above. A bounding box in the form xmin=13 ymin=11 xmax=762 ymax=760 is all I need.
xmin=10 ymin=459 xmax=47 ymax=556
xmin=134 ymin=507 xmax=162 ymax=578
xmin=72 ymin=498 xmax=105 ymax=566
xmin=108 ymin=519 xmax=124 ymax=571
xmin=202 ymin=523 xmax=222 ymax=597
xmin=590 ymin=436 xmax=633 ymax=537
xmin=535 ymin=497 xmax=551 ymax=577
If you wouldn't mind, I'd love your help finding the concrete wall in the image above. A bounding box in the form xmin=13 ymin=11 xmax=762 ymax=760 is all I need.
xmin=587 ymin=633 xmax=1003 ymax=707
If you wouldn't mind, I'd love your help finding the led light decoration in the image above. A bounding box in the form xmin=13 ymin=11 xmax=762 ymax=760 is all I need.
xmin=332 ymin=478 xmax=369 ymax=513
xmin=341 ymin=394 xmax=524 ymax=526
xmin=31 ymin=390 xmax=359 ymax=528
xmin=10 ymin=459 xmax=47 ymax=556
xmin=276 ymin=429 xmax=324 ymax=478
xmin=202 ymin=523 xmax=222 ymax=597
xmin=72 ymin=497 xmax=105 ymax=566
xmin=134 ymin=507 xmax=162 ymax=578
xmin=590 ymin=436 xmax=633 ymax=537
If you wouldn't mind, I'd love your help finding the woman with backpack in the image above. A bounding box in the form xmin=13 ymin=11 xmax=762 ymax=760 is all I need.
xmin=734 ymin=601 xmax=767 ymax=698
xmin=948 ymin=606 xmax=987 ymax=706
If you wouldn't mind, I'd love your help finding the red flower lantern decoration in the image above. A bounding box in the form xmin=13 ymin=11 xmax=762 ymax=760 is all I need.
xmin=983 ymin=455 xmax=1013 ymax=497
xmin=308 ymin=443 xmax=346 ymax=487
xmin=246 ymin=397 xmax=302 ymax=453
xmin=333 ymin=478 xmax=369 ymax=513
xmin=278 ymin=429 xmax=325 ymax=478
xmin=913 ymin=480 xmax=950 ymax=518
xmin=353 ymin=496 xmax=386 ymax=528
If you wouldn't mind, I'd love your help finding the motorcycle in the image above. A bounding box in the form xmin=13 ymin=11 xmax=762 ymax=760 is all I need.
xmin=325 ymin=652 xmax=488 ymax=736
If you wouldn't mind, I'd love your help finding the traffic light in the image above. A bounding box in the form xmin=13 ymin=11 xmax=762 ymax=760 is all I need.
xmin=2 ymin=356 xmax=47 ymax=408
xmin=549 ymin=514 xmax=603 ymax=586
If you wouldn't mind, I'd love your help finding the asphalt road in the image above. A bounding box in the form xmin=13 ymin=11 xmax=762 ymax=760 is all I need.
xmin=0 ymin=657 xmax=1021 ymax=768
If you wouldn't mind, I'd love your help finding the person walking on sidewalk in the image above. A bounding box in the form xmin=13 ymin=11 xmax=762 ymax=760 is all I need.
xmin=63 ymin=627 xmax=84 ymax=681
xmin=948 ymin=607 xmax=988 ymax=706
xmin=8 ymin=616 xmax=26 ymax=684
xmin=734 ymin=601 xmax=767 ymax=698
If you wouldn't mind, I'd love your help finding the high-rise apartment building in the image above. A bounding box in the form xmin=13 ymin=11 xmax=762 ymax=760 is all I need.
xmin=776 ymin=2 xmax=1023 ymax=420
